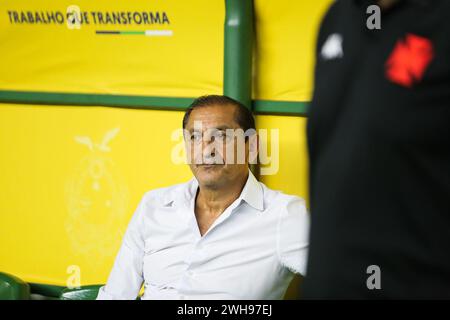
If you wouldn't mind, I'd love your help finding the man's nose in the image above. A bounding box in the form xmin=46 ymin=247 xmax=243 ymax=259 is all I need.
xmin=202 ymin=139 xmax=216 ymax=158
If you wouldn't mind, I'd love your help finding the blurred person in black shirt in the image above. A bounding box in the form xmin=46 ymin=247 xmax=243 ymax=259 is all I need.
xmin=303 ymin=0 xmax=450 ymax=299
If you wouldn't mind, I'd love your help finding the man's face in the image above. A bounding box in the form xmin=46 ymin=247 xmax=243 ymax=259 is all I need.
xmin=184 ymin=104 xmax=251 ymax=190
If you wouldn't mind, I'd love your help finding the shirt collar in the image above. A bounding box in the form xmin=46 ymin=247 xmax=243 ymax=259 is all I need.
xmin=166 ymin=170 xmax=264 ymax=212
xmin=239 ymin=170 xmax=265 ymax=212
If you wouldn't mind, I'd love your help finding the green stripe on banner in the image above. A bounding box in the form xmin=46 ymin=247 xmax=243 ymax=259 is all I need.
xmin=0 ymin=90 xmax=309 ymax=116
xmin=121 ymin=31 xmax=146 ymax=35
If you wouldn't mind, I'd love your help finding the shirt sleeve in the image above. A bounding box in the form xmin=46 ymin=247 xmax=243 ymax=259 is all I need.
xmin=96 ymin=193 xmax=148 ymax=300
xmin=277 ymin=197 xmax=310 ymax=276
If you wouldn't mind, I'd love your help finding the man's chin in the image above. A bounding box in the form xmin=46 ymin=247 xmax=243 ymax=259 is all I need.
xmin=195 ymin=164 xmax=225 ymax=186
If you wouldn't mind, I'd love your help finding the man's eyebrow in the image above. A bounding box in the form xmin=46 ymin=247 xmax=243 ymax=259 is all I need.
xmin=187 ymin=125 xmax=234 ymax=132
xmin=213 ymin=125 xmax=234 ymax=130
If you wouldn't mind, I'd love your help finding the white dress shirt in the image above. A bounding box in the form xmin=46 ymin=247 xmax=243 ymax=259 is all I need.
xmin=97 ymin=171 xmax=309 ymax=300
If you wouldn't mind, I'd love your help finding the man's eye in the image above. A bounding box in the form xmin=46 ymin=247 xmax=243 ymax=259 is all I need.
xmin=214 ymin=131 xmax=228 ymax=141
xmin=216 ymin=131 xmax=225 ymax=138
xmin=191 ymin=133 xmax=202 ymax=141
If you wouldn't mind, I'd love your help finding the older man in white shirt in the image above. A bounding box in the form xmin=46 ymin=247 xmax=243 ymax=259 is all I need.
xmin=97 ymin=95 xmax=309 ymax=300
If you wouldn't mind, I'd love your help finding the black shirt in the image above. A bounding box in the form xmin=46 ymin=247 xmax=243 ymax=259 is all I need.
xmin=304 ymin=0 xmax=450 ymax=299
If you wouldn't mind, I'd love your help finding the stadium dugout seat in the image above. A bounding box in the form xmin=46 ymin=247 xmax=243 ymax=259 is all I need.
xmin=0 ymin=272 xmax=30 ymax=300
xmin=60 ymin=285 xmax=103 ymax=300
xmin=57 ymin=275 xmax=302 ymax=300
xmin=0 ymin=271 xmax=300 ymax=300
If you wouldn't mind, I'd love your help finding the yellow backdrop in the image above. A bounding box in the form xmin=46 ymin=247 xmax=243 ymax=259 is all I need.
xmin=0 ymin=104 xmax=308 ymax=285
xmin=0 ymin=0 xmax=332 ymax=286
xmin=0 ymin=0 xmax=224 ymax=97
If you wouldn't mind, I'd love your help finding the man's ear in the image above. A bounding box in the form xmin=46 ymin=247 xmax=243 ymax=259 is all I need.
xmin=248 ymin=133 xmax=259 ymax=165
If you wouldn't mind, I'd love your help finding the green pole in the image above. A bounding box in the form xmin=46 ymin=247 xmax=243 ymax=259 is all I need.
xmin=223 ymin=0 xmax=258 ymax=176
xmin=223 ymin=0 xmax=254 ymax=110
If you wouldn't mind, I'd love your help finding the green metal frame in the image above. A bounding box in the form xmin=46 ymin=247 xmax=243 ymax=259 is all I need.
xmin=223 ymin=0 xmax=254 ymax=109
xmin=0 ymin=90 xmax=309 ymax=115
xmin=0 ymin=90 xmax=193 ymax=110
xmin=253 ymin=100 xmax=309 ymax=116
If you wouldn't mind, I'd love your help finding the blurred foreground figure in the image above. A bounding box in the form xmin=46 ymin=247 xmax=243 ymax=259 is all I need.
xmin=304 ymin=0 xmax=450 ymax=298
